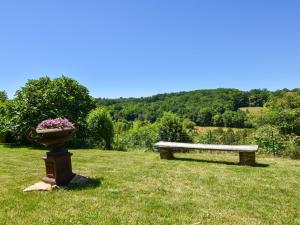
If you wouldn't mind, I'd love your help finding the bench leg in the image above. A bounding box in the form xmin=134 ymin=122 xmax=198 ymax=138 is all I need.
xmin=239 ymin=152 xmax=255 ymax=166
xmin=159 ymin=148 xmax=174 ymax=160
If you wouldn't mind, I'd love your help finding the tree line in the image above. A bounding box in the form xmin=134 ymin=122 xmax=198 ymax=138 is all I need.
xmin=96 ymin=88 xmax=298 ymax=128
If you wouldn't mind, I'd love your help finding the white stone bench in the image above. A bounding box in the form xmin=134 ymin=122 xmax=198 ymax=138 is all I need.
xmin=154 ymin=141 xmax=259 ymax=166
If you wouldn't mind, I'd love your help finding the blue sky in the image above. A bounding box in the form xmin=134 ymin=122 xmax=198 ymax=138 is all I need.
xmin=0 ymin=0 xmax=299 ymax=99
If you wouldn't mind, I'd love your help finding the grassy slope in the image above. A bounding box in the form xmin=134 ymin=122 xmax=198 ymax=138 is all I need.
xmin=240 ymin=106 xmax=264 ymax=117
xmin=194 ymin=126 xmax=244 ymax=133
xmin=0 ymin=145 xmax=299 ymax=225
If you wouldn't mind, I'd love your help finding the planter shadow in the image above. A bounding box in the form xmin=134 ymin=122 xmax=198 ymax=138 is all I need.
xmin=65 ymin=175 xmax=102 ymax=190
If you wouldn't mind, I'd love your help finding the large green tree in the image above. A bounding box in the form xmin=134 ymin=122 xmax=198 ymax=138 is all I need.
xmin=7 ymin=76 xmax=96 ymax=143
xmin=0 ymin=91 xmax=7 ymax=102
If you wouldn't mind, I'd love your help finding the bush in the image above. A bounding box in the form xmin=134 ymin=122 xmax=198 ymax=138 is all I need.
xmin=86 ymin=107 xmax=114 ymax=149
xmin=158 ymin=112 xmax=192 ymax=142
xmin=194 ymin=128 xmax=254 ymax=145
xmin=0 ymin=100 xmax=9 ymax=142
xmin=182 ymin=118 xmax=196 ymax=130
xmin=254 ymin=125 xmax=285 ymax=155
xmin=285 ymin=135 xmax=300 ymax=159
xmin=114 ymin=121 xmax=159 ymax=151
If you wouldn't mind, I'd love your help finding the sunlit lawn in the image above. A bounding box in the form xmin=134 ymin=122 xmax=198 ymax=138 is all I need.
xmin=0 ymin=145 xmax=299 ymax=225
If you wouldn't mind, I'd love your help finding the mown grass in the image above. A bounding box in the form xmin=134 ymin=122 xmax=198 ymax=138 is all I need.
xmin=0 ymin=145 xmax=299 ymax=225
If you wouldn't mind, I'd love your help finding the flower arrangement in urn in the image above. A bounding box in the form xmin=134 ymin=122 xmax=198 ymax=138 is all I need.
xmin=27 ymin=118 xmax=76 ymax=185
xmin=30 ymin=118 xmax=76 ymax=150
xmin=37 ymin=117 xmax=75 ymax=130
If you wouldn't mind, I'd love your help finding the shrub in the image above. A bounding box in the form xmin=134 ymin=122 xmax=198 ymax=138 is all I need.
xmin=194 ymin=128 xmax=254 ymax=145
xmin=287 ymin=146 xmax=300 ymax=160
xmin=182 ymin=118 xmax=196 ymax=130
xmin=285 ymin=135 xmax=300 ymax=159
xmin=0 ymin=100 xmax=9 ymax=142
xmin=158 ymin=112 xmax=192 ymax=142
xmin=254 ymin=125 xmax=285 ymax=155
xmin=114 ymin=122 xmax=159 ymax=151
xmin=86 ymin=107 xmax=114 ymax=149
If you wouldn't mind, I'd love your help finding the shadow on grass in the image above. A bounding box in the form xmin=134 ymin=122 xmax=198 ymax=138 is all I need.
xmin=1 ymin=143 xmax=48 ymax=150
xmin=172 ymin=157 xmax=269 ymax=167
xmin=66 ymin=175 xmax=102 ymax=191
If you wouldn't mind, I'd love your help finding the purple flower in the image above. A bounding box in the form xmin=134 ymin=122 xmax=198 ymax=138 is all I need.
xmin=37 ymin=118 xmax=75 ymax=130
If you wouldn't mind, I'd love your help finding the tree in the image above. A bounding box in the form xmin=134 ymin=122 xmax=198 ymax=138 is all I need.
xmin=232 ymin=110 xmax=247 ymax=128
xmin=196 ymin=109 xmax=212 ymax=126
xmin=222 ymin=111 xmax=235 ymax=127
xmin=7 ymin=76 xmax=95 ymax=143
xmin=86 ymin=107 xmax=114 ymax=149
xmin=248 ymin=89 xmax=270 ymax=107
xmin=0 ymin=91 xmax=7 ymax=102
xmin=212 ymin=114 xmax=223 ymax=126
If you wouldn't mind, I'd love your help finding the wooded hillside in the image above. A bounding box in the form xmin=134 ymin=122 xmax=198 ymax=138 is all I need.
xmin=97 ymin=88 xmax=299 ymax=127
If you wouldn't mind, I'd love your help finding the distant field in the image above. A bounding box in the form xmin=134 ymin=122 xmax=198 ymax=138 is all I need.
xmin=0 ymin=145 xmax=299 ymax=225
xmin=194 ymin=126 xmax=245 ymax=133
xmin=240 ymin=106 xmax=264 ymax=116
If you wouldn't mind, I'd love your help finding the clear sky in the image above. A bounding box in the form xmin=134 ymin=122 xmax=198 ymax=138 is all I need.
xmin=0 ymin=0 xmax=299 ymax=99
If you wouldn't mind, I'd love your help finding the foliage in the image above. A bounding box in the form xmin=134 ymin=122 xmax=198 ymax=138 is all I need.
xmin=5 ymin=76 xmax=95 ymax=143
xmin=182 ymin=118 xmax=196 ymax=130
xmin=114 ymin=121 xmax=159 ymax=151
xmin=0 ymin=91 xmax=7 ymax=102
xmin=254 ymin=125 xmax=285 ymax=155
xmin=212 ymin=114 xmax=223 ymax=126
xmin=86 ymin=107 xmax=114 ymax=149
xmin=194 ymin=128 xmax=254 ymax=145
xmin=97 ymin=88 xmax=273 ymax=127
xmin=285 ymin=135 xmax=300 ymax=159
xmin=248 ymin=89 xmax=270 ymax=106
xmin=222 ymin=110 xmax=248 ymax=128
xmin=158 ymin=112 xmax=192 ymax=142
xmin=262 ymin=92 xmax=300 ymax=135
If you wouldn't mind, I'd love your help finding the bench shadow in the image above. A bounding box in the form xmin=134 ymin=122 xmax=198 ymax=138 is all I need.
xmin=172 ymin=157 xmax=269 ymax=167
xmin=65 ymin=175 xmax=102 ymax=190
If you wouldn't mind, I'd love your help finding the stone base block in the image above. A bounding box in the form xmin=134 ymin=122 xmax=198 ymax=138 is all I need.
xmin=160 ymin=149 xmax=174 ymax=160
xmin=43 ymin=151 xmax=75 ymax=185
xmin=239 ymin=152 xmax=256 ymax=166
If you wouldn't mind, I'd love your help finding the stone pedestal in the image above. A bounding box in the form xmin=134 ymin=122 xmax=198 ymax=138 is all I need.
xmin=239 ymin=152 xmax=256 ymax=166
xmin=160 ymin=148 xmax=174 ymax=160
xmin=42 ymin=150 xmax=75 ymax=185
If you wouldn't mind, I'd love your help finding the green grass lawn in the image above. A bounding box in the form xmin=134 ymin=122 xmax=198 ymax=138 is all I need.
xmin=0 ymin=145 xmax=299 ymax=225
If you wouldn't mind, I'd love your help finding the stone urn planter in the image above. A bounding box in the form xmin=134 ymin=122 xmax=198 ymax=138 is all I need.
xmin=27 ymin=118 xmax=76 ymax=185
